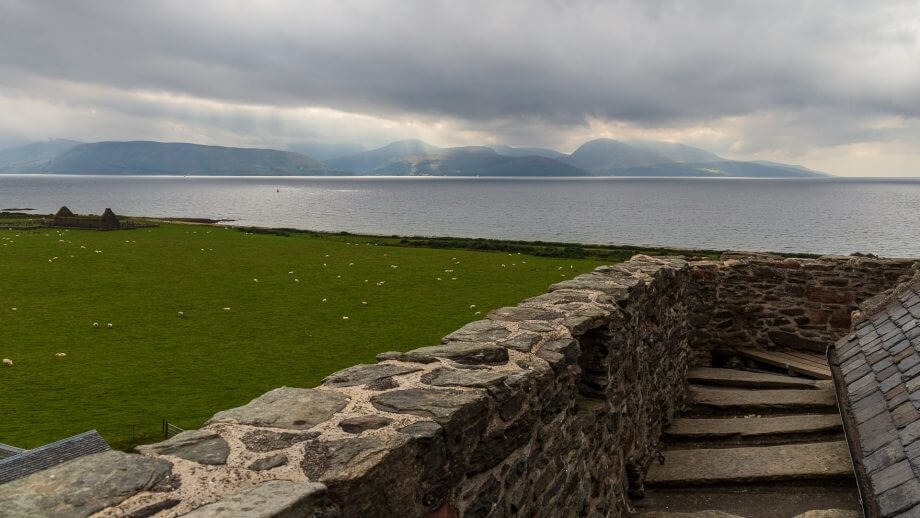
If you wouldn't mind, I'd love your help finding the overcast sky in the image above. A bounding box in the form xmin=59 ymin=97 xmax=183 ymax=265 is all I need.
xmin=1 ymin=0 xmax=918 ymax=176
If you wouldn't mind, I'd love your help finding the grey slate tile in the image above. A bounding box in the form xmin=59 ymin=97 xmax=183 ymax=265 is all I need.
xmin=879 ymin=479 xmax=920 ymax=517
xmin=901 ymin=355 xmax=920 ymax=373
xmin=865 ymin=440 xmax=908 ymax=474
xmin=900 ymin=420 xmax=920 ymax=445
xmin=854 ymin=391 xmax=887 ymax=424
xmin=872 ymin=460 xmax=917 ymax=494
xmin=892 ymin=503 xmax=920 ymax=518
xmin=860 ymin=411 xmax=899 ymax=455
xmin=882 ymin=373 xmax=906 ymax=394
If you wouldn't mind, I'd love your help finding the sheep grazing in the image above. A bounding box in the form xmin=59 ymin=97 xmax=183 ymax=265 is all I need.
xmin=177 ymin=311 xmax=185 ymax=318
xmin=92 ymin=322 xmax=99 ymax=328
xmin=342 ymin=315 xmax=349 ymax=320
xmin=294 ymin=279 xmax=300 ymax=283
xmin=223 ymin=307 xmax=231 ymax=311
xmin=106 ymin=323 xmax=113 ymax=329
xmin=55 ymin=353 xmax=66 ymax=358
xmin=2 ymin=358 xmax=12 ymax=366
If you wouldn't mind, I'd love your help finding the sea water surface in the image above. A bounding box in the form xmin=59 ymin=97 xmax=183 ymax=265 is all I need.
xmin=1 ymin=175 xmax=918 ymax=257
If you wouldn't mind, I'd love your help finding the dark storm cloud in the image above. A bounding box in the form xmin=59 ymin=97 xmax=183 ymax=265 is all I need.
xmin=2 ymin=0 xmax=916 ymax=124
xmin=0 ymin=0 xmax=918 ymax=174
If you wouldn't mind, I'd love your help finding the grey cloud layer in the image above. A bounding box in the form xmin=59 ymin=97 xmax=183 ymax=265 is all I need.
xmin=1 ymin=0 xmax=918 ymax=173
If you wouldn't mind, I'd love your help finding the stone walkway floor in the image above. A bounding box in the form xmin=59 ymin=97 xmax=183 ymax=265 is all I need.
xmin=631 ymin=367 xmax=861 ymax=518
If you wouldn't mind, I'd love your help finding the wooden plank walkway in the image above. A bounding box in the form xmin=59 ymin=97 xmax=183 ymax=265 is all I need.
xmin=736 ymin=347 xmax=832 ymax=379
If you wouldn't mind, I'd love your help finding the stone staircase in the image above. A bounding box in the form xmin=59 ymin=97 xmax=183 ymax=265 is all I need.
xmin=632 ymin=367 xmax=862 ymax=518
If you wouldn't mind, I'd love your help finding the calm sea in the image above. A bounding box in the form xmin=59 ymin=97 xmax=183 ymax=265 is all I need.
xmin=1 ymin=175 xmax=918 ymax=257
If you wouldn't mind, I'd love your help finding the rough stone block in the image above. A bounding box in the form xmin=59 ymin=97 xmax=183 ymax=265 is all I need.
xmin=442 ymin=320 xmax=513 ymax=343
xmin=421 ymin=367 xmax=508 ymax=388
xmin=338 ymin=415 xmax=393 ymax=434
xmin=208 ymin=387 xmax=348 ymax=431
xmin=323 ymin=363 xmax=421 ymax=387
xmin=136 ymin=429 xmax=229 ymax=465
xmin=384 ymin=343 xmax=509 ymax=365
xmin=371 ymin=388 xmax=489 ymax=428
xmin=0 ymin=451 xmax=172 ymax=517
xmin=182 ymin=480 xmax=335 ymax=517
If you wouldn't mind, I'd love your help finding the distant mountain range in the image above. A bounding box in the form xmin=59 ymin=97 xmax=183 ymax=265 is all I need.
xmin=0 ymin=138 xmax=829 ymax=177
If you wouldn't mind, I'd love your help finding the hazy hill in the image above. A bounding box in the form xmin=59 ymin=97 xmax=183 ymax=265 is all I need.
xmin=751 ymin=160 xmax=824 ymax=175
xmin=375 ymin=146 xmax=586 ymax=176
xmin=45 ymin=141 xmax=336 ymax=175
xmin=563 ymin=138 xmax=675 ymax=172
xmin=286 ymin=141 xmax=366 ymax=161
xmin=327 ymin=139 xmax=443 ymax=173
xmin=560 ymin=138 xmax=826 ymax=177
xmin=490 ymin=145 xmax=566 ymax=159
xmin=0 ymin=139 xmax=84 ymax=172
xmin=626 ymin=140 xmax=724 ymax=163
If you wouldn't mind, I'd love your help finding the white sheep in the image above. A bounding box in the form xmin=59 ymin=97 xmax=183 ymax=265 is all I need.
xmin=55 ymin=352 xmax=66 ymax=357
xmin=2 ymin=358 xmax=12 ymax=366
xmin=106 ymin=323 xmax=113 ymax=329
xmin=223 ymin=307 xmax=231 ymax=311
xmin=177 ymin=311 xmax=185 ymax=318
xmin=92 ymin=322 xmax=99 ymax=328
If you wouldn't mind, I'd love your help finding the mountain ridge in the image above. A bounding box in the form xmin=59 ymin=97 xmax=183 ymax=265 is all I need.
xmin=0 ymin=138 xmax=829 ymax=177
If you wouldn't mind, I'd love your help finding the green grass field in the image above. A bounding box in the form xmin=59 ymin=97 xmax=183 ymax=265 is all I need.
xmin=0 ymin=223 xmax=611 ymax=449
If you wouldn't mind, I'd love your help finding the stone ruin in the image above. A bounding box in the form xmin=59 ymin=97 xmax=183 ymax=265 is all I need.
xmin=49 ymin=206 xmax=124 ymax=229
xmin=0 ymin=253 xmax=918 ymax=517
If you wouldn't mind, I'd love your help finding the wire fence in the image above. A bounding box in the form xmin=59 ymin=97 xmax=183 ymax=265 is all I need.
xmin=74 ymin=415 xmax=203 ymax=451
xmin=162 ymin=419 xmax=185 ymax=439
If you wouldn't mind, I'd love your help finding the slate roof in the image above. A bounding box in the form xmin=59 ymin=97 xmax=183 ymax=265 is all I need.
xmin=0 ymin=430 xmax=110 ymax=485
xmin=833 ymin=279 xmax=920 ymax=518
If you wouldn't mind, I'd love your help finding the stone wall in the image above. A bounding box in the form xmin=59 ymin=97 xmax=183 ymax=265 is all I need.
xmin=2 ymin=253 xmax=916 ymax=517
xmin=0 ymin=255 xmax=700 ymax=517
xmin=689 ymin=254 xmax=917 ymax=364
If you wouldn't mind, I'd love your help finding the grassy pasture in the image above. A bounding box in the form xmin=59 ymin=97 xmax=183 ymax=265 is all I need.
xmin=0 ymin=223 xmax=609 ymax=449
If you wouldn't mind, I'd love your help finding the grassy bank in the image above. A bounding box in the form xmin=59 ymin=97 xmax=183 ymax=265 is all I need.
xmin=0 ymin=221 xmax=643 ymax=450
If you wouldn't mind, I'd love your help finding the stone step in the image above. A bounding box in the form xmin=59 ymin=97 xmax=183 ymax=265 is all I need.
xmin=686 ymin=367 xmax=818 ymax=390
xmin=684 ymin=385 xmax=838 ymax=417
xmin=637 ymin=512 xmax=859 ymax=518
xmin=644 ymin=441 xmax=854 ymax=488
xmin=664 ymin=414 xmax=843 ymax=446
xmin=632 ymin=487 xmax=861 ymax=518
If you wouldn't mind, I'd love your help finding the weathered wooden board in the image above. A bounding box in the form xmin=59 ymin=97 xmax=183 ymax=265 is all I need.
xmin=736 ymin=347 xmax=832 ymax=380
